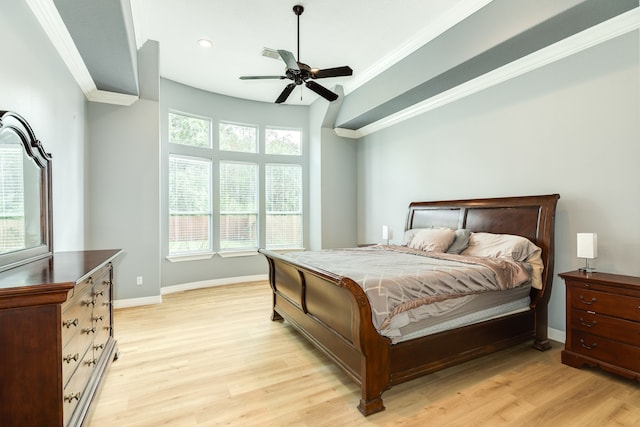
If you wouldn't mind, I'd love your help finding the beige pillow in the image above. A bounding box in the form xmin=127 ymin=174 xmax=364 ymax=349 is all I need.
xmin=402 ymin=228 xmax=429 ymax=245
xmin=525 ymin=249 xmax=544 ymax=290
xmin=461 ymin=232 xmax=540 ymax=261
xmin=408 ymin=228 xmax=456 ymax=253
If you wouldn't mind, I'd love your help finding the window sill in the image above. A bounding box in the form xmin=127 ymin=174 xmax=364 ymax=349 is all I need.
xmin=266 ymin=247 xmax=305 ymax=254
xmin=166 ymin=247 xmax=304 ymax=262
xmin=166 ymin=252 xmax=215 ymax=263
xmin=217 ymin=250 xmax=259 ymax=258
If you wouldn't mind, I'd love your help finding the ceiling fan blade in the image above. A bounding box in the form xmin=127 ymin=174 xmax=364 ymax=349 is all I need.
xmin=277 ymin=50 xmax=300 ymax=72
xmin=311 ymin=66 xmax=353 ymax=79
xmin=239 ymin=75 xmax=286 ymax=80
xmin=275 ymin=83 xmax=297 ymax=104
xmin=305 ymin=80 xmax=338 ymax=102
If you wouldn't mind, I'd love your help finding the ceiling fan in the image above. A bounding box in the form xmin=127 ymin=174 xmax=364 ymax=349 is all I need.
xmin=239 ymin=5 xmax=353 ymax=104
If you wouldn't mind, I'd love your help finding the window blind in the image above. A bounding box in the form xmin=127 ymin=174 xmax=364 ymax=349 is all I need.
xmin=266 ymin=163 xmax=302 ymax=248
xmin=168 ymin=155 xmax=212 ymax=254
xmin=219 ymin=161 xmax=258 ymax=250
xmin=0 ymin=146 xmax=25 ymax=252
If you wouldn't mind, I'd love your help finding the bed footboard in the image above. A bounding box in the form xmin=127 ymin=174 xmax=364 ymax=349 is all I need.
xmin=260 ymin=249 xmax=390 ymax=415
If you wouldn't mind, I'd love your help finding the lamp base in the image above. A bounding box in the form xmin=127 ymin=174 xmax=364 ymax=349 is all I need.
xmin=579 ymin=258 xmax=595 ymax=274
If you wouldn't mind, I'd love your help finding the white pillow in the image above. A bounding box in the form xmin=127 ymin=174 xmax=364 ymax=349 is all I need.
xmin=408 ymin=228 xmax=456 ymax=253
xmin=461 ymin=232 xmax=540 ymax=262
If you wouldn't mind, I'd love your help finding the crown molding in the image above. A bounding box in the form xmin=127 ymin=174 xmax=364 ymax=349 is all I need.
xmin=342 ymin=0 xmax=495 ymax=95
xmin=87 ymin=90 xmax=139 ymax=106
xmin=25 ymin=0 xmax=139 ymax=106
xmin=26 ymin=0 xmax=95 ymax=93
xmin=335 ymin=8 xmax=640 ymax=139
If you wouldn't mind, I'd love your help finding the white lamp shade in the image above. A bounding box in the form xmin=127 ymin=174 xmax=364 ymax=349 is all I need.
xmin=382 ymin=225 xmax=389 ymax=240
xmin=577 ymin=233 xmax=598 ymax=259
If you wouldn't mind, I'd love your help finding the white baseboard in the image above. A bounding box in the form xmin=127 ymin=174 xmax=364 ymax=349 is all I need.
xmin=113 ymin=295 xmax=163 ymax=309
xmin=161 ymin=274 xmax=268 ymax=295
xmin=113 ymin=274 xmax=268 ymax=308
xmin=548 ymin=327 xmax=566 ymax=344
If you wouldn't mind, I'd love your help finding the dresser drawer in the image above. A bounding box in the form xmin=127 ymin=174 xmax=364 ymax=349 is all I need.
xmin=62 ymin=276 xmax=92 ymax=308
xmin=61 ymin=314 xmax=94 ymax=387
xmin=569 ymin=287 xmax=640 ymax=322
xmin=61 ymin=284 xmax=94 ymax=348
xmin=570 ymin=330 xmax=640 ymax=373
xmin=571 ymin=308 xmax=640 ymax=347
xmin=62 ymin=347 xmax=95 ymax=426
xmin=93 ymin=307 xmax=111 ymax=361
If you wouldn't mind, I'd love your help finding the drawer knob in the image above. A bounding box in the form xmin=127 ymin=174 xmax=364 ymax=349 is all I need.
xmin=580 ymin=338 xmax=597 ymax=350
xmin=579 ymin=317 xmax=597 ymax=328
xmin=64 ymin=392 xmax=81 ymax=402
xmin=579 ymin=295 xmax=597 ymax=305
xmin=84 ymin=298 xmax=96 ymax=307
xmin=92 ymin=315 xmax=104 ymax=322
xmin=63 ymin=353 xmax=80 ymax=363
xmin=86 ymin=358 xmax=98 ymax=367
xmin=94 ymin=290 xmax=104 ymax=297
xmin=82 ymin=327 xmax=96 ymax=335
xmin=63 ymin=318 xmax=79 ymax=328
xmin=94 ymin=343 xmax=105 ymax=350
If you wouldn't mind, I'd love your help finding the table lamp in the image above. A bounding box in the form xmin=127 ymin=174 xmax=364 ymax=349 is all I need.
xmin=577 ymin=232 xmax=597 ymax=273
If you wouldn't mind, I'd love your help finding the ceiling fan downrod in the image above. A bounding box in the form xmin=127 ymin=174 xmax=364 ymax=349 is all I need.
xmin=293 ymin=5 xmax=303 ymax=60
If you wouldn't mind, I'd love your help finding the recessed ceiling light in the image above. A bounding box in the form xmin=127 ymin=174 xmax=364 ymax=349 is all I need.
xmin=198 ymin=38 xmax=213 ymax=48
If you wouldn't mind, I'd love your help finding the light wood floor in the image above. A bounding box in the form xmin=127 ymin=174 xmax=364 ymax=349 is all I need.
xmin=89 ymin=281 xmax=640 ymax=427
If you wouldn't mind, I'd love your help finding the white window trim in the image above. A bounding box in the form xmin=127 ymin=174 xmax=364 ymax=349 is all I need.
xmin=166 ymin=112 xmax=306 ymax=258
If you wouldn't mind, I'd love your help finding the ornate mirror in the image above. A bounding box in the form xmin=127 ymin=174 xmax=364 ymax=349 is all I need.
xmin=0 ymin=111 xmax=53 ymax=272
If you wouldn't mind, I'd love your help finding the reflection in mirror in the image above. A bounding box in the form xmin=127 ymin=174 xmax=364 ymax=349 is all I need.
xmin=0 ymin=111 xmax=52 ymax=272
xmin=0 ymin=131 xmax=43 ymax=253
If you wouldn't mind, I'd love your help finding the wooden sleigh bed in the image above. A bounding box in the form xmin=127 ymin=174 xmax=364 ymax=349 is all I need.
xmin=259 ymin=194 xmax=560 ymax=416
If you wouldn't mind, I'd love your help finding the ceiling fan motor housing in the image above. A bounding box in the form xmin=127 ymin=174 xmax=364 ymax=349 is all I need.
xmin=286 ymin=62 xmax=312 ymax=85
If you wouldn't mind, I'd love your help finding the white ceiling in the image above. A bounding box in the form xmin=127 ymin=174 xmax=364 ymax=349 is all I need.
xmin=129 ymin=0 xmax=474 ymax=105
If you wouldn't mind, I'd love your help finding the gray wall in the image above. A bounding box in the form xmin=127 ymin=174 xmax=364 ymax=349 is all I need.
xmin=87 ymin=42 xmax=161 ymax=301
xmin=0 ymin=0 xmax=87 ymax=252
xmin=159 ymin=79 xmax=309 ymax=288
xmin=308 ymin=91 xmax=358 ymax=250
xmin=355 ymin=32 xmax=640 ymax=333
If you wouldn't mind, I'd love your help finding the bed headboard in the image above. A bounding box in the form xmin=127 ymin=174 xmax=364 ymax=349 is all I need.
xmin=405 ymin=194 xmax=560 ymax=304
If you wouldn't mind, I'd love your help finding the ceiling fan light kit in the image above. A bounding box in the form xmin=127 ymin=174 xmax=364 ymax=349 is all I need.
xmin=239 ymin=4 xmax=353 ymax=104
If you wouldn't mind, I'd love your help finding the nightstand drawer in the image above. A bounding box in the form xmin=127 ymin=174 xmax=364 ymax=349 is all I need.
xmin=569 ymin=288 xmax=640 ymax=322
xmin=569 ymin=330 xmax=640 ymax=373
xmin=570 ymin=308 xmax=640 ymax=347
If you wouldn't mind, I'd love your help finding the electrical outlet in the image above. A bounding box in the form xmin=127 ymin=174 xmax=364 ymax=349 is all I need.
xmin=136 ymin=276 xmax=143 ymax=285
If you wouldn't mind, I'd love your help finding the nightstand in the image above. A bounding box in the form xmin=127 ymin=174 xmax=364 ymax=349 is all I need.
xmin=559 ymin=270 xmax=640 ymax=381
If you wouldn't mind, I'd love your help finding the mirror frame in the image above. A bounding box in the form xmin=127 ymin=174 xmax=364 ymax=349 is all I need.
xmin=0 ymin=111 xmax=53 ymax=272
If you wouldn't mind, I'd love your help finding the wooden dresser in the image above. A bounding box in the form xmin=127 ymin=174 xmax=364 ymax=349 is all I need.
xmin=0 ymin=249 xmax=122 ymax=426
xmin=560 ymin=270 xmax=640 ymax=381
